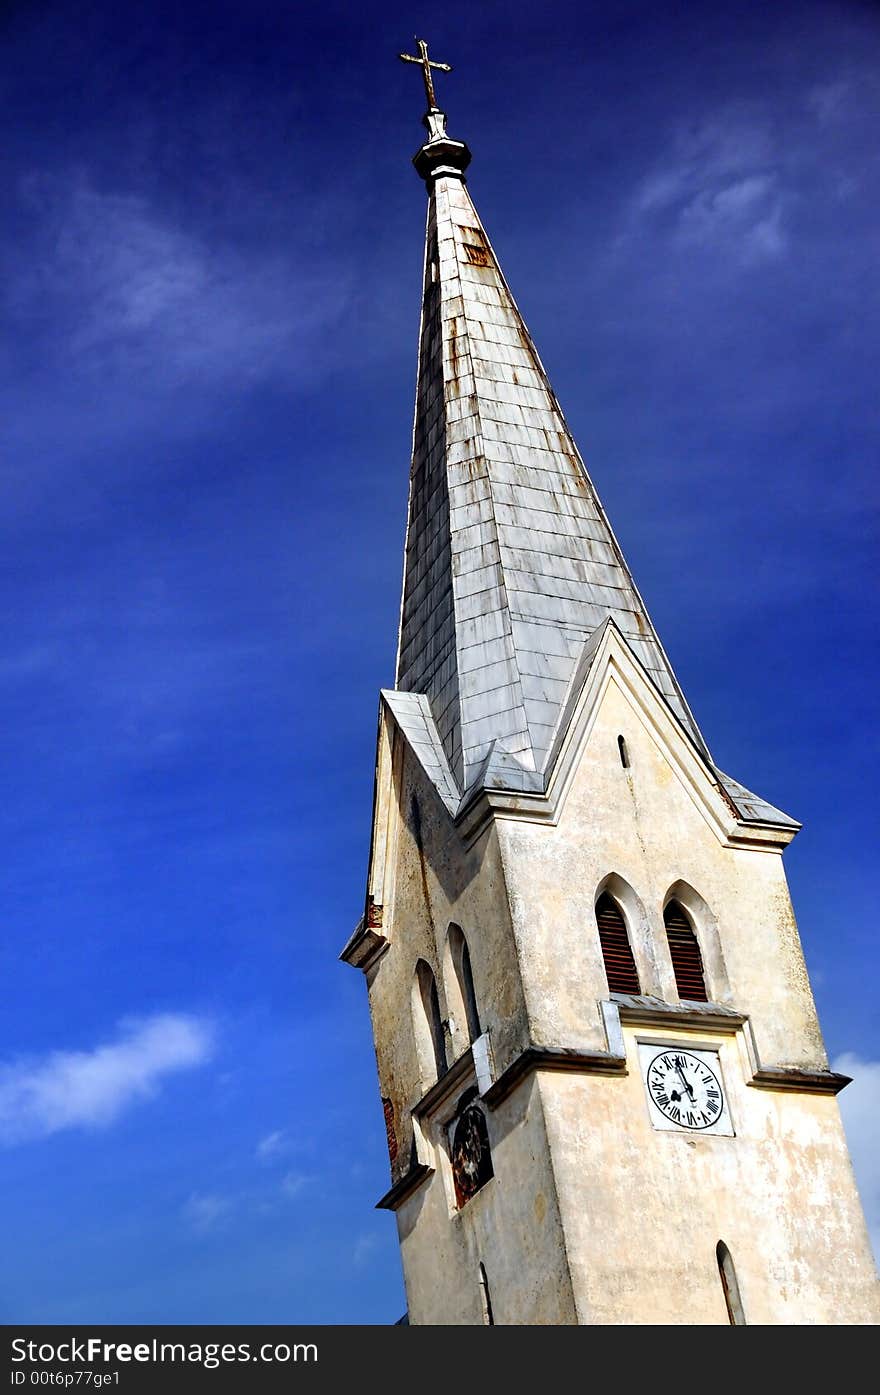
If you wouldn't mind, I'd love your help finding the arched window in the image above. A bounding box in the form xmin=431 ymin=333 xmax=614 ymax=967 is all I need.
xmin=664 ymin=900 xmax=708 ymax=1001
xmin=595 ymin=892 xmax=641 ymax=994
xmin=448 ymin=924 xmax=481 ymax=1045
xmin=478 ymin=1262 xmax=495 ymax=1325
xmin=716 ymin=1242 xmax=746 ymax=1325
xmin=413 ymin=960 xmax=447 ymax=1084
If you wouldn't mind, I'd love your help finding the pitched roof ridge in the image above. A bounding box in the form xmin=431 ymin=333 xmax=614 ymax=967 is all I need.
xmin=393 ymin=198 xmax=434 ymax=693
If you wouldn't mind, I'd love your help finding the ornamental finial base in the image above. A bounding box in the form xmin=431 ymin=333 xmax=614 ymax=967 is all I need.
xmin=413 ymin=108 xmax=471 ymax=184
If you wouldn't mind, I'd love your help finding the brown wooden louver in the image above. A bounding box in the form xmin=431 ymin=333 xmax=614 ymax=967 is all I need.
xmin=595 ymin=893 xmax=641 ymax=994
xmin=664 ymin=901 xmax=708 ymax=1001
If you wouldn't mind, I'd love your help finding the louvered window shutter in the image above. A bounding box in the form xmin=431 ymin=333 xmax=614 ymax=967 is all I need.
xmin=664 ymin=902 xmax=708 ymax=1001
xmin=595 ymin=893 xmax=641 ymax=994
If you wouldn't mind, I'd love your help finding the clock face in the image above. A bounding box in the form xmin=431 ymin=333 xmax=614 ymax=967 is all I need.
xmin=645 ymin=1049 xmax=724 ymax=1130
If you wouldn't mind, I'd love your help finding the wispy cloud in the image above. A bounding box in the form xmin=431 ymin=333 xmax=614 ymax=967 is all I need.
xmin=256 ymin=1129 xmax=288 ymax=1161
xmin=833 ymin=1053 xmax=880 ymax=1263
xmin=280 ymin=1171 xmax=309 ymax=1200
xmin=627 ymin=111 xmax=790 ymax=263
xmin=677 ymin=172 xmax=786 ymax=259
xmin=0 ymin=1014 xmax=214 ymax=1144
xmin=183 ymin=1192 xmax=232 ymax=1235
xmin=6 ymin=171 xmax=351 ymax=390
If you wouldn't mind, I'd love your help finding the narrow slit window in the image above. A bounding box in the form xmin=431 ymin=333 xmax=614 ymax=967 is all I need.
xmin=478 ymin=1262 xmax=495 ymax=1325
xmin=617 ymin=734 xmax=630 ymax=768
xmin=716 ymin=1242 xmax=746 ymax=1325
xmin=595 ymin=892 xmax=641 ymax=995
xmin=664 ymin=901 xmax=708 ymax=1002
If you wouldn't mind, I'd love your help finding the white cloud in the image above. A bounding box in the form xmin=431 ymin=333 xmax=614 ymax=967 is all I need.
xmin=280 ymin=1170 xmax=308 ymax=1199
xmin=0 ymin=1014 xmax=214 ymax=1144
xmin=183 ymin=1192 xmax=232 ymax=1234
xmin=7 ymin=172 xmax=350 ymax=388
xmin=833 ymin=1053 xmax=880 ymax=1263
xmin=626 ymin=112 xmax=789 ymax=263
xmin=256 ymin=1129 xmax=288 ymax=1161
xmin=676 ymin=172 xmax=786 ymax=259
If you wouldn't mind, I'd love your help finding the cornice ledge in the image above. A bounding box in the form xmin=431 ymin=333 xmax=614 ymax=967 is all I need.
xmin=483 ymin=1042 xmax=627 ymax=1108
xmin=613 ymin=995 xmax=746 ymax=1032
xmin=454 ymin=783 xmax=796 ymax=855
xmin=723 ymin=824 xmax=799 ymax=852
xmin=339 ymin=916 xmax=389 ymax=973
xmin=375 ymin=1162 xmax=435 ymax=1212
xmin=455 ymin=784 xmax=556 ymax=849
xmin=747 ymin=1066 xmax=851 ymax=1096
xmin=411 ymin=1046 xmax=476 ymax=1121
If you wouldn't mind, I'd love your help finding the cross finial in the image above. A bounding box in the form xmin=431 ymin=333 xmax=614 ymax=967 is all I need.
xmin=398 ymin=37 xmax=452 ymax=112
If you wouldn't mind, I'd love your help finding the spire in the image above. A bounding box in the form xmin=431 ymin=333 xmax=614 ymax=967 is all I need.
xmin=395 ymin=68 xmax=708 ymax=794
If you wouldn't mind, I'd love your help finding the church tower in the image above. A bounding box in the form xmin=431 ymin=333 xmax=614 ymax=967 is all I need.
xmin=341 ymin=47 xmax=879 ymax=1325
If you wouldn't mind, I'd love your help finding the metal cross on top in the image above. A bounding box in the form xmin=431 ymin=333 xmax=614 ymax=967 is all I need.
xmin=398 ymin=38 xmax=452 ymax=112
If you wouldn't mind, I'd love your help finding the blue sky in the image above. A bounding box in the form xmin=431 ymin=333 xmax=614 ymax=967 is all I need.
xmin=0 ymin=0 xmax=877 ymax=1322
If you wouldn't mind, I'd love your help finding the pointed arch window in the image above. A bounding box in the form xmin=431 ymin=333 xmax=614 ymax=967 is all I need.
xmin=716 ymin=1242 xmax=746 ymax=1325
xmin=448 ymin=924 xmax=481 ymax=1045
xmin=595 ymin=892 xmax=641 ymax=995
xmin=414 ymin=960 xmax=447 ymax=1084
xmin=664 ymin=900 xmax=708 ymax=1002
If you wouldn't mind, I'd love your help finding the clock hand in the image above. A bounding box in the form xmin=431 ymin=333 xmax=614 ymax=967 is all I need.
xmin=674 ymin=1058 xmax=696 ymax=1104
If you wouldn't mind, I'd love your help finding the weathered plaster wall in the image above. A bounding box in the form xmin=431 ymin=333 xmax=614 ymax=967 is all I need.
xmin=542 ymin=1024 xmax=879 ymax=1323
xmin=369 ymin=736 xmax=578 ymax=1323
xmin=490 ymin=672 xmax=878 ymax=1322
xmin=397 ymin=1076 xmax=576 ymax=1325
xmin=497 ymin=672 xmax=826 ymax=1069
xmin=366 ymin=736 xmax=529 ymax=1186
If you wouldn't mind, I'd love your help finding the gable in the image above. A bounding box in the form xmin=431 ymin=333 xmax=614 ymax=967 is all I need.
xmin=542 ymin=622 xmax=799 ymax=852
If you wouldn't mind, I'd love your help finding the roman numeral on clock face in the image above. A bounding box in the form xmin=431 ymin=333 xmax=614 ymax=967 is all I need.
xmin=645 ymin=1049 xmax=725 ymax=1131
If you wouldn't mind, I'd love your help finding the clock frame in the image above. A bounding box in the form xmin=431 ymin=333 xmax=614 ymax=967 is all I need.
xmin=638 ymin=1042 xmax=735 ymax=1137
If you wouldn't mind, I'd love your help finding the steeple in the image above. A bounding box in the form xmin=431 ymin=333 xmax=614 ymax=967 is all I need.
xmin=340 ymin=55 xmax=880 ymax=1329
xmin=395 ymin=82 xmax=712 ymax=797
